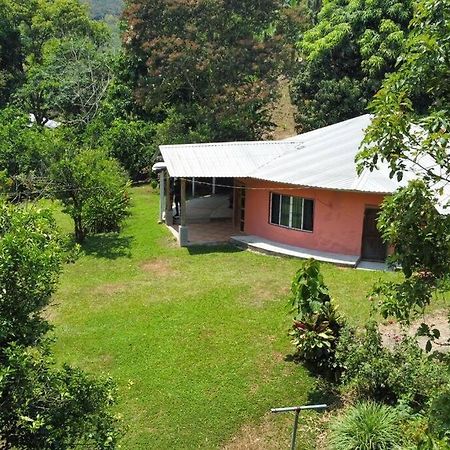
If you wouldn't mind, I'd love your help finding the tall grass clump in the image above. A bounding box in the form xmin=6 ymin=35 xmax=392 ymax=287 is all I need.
xmin=329 ymin=401 xmax=404 ymax=450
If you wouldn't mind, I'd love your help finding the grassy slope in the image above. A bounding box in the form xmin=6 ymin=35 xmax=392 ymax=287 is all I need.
xmin=48 ymin=185 xmax=400 ymax=449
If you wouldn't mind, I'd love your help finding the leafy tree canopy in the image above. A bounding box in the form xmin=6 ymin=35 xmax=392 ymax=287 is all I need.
xmin=19 ymin=0 xmax=109 ymax=62
xmin=359 ymin=0 xmax=449 ymax=185
xmin=0 ymin=107 xmax=64 ymax=194
xmin=123 ymin=0 xmax=286 ymax=140
xmin=291 ymin=0 xmax=413 ymax=132
xmin=17 ymin=36 xmax=115 ymax=126
xmin=0 ymin=0 xmax=110 ymax=107
xmin=358 ymin=0 xmax=450 ymax=325
xmin=0 ymin=0 xmax=24 ymax=106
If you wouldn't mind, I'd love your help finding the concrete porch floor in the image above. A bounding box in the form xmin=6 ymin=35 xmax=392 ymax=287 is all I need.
xmin=168 ymin=220 xmax=244 ymax=245
xmin=230 ymin=235 xmax=391 ymax=271
xmin=231 ymin=235 xmax=360 ymax=267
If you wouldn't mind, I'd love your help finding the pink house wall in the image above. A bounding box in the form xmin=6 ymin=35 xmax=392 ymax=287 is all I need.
xmin=242 ymin=179 xmax=386 ymax=256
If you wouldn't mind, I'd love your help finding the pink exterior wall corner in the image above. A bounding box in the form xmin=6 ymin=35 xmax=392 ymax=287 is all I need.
xmin=242 ymin=179 xmax=386 ymax=256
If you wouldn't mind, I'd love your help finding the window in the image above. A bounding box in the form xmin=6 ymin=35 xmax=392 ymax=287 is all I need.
xmin=270 ymin=193 xmax=314 ymax=232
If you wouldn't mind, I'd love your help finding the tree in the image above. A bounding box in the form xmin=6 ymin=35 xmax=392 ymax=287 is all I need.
xmin=0 ymin=107 xmax=62 ymax=196
xmin=51 ymin=148 xmax=130 ymax=243
xmin=19 ymin=0 xmax=109 ymax=63
xmin=0 ymin=199 xmax=121 ymax=448
xmin=90 ymin=118 xmax=156 ymax=180
xmin=123 ymin=0 xmax=285 ymax=141
xmin=0 ymin=0 xmax=23 ymax=106
xmin=357 ymin=0 xmax=450 ymax=325
xmin=0 ymin=0 xmax=109 ymax=106
xmin=291 ymin=0 xmax=413 ymax=132
xmin=17 ymin=36 xmax=114 ymax=127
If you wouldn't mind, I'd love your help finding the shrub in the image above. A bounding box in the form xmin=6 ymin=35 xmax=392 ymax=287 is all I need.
xmin=0 ymin=200 xmax=121 ymax=448
xmin=329 ymin=401 xmax=404 ymax=450
xmin=335 ymin=322 xmax=450 ymax=408
xmin=428 ymin=387 xmax=450 ymax=444
xmin=0 ymin=199 xmax=62 ymax=347
xmin=0 ymin=343 xmax=121 ymax=449
xmin=289 ymin=259 xmax=344 ymax=376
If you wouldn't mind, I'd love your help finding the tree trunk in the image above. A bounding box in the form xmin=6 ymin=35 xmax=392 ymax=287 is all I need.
xmin=74 ymin=215 xmax=85 ymax=243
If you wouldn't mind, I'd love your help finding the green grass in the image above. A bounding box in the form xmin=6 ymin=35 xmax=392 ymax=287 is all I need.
xmin=48 ymin=185 xmax=400 ymax=449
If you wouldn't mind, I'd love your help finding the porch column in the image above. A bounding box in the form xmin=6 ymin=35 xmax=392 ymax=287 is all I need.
xmin=158 ymin=170 xmax=164 ymax=223
xmin=165 ymin=171 xmax=173 ymax=226
xmin=179 ymin=178 xmax=188 ymax=246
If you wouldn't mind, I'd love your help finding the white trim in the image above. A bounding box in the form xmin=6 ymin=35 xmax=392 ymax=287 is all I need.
xmin=269 ymin=192 xmax=314 ymax=233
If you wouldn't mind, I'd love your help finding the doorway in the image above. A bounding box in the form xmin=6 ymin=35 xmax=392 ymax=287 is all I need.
xmin=361 ymin=208 xmax=387 ymax=262
xmin=233 ymin=186 xmax=246 ymax=232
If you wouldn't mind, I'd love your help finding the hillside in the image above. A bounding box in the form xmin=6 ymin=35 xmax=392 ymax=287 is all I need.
xmin=82 ymin=0 xmax=123 ymax=18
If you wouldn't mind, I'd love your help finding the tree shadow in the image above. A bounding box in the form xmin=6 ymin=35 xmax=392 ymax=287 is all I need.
xmin=306 ymin=379 xmax=342 ymax=411
xmin=284 ymin=353 xmax=342 ymax=410
xmin=82 ymin=233 xmax=133 ymax=259
xmin=187 ymin=244 xmax=245 ymax=256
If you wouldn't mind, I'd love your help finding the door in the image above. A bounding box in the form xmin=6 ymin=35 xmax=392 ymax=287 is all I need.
xmin=361 ymin=208 xmax=387 ymax=261
xmin=233 ymin=185 xmax=246 ymax=232
xmin=239 ymin=188 xmax=246 ymax=232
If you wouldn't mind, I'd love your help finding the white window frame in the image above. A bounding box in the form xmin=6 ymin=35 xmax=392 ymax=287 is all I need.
xmin=269 ymin=193 xmax=313 ymax=233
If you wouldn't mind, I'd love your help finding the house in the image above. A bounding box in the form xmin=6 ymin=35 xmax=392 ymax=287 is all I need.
xmin=153 ymin=114 xmax=447 ymax=267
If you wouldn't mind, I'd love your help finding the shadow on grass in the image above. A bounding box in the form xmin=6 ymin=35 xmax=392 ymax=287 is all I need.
xmin=82 ymin=233 xmax=133 ymax=259
xmin=187 ymin=244 xmax=245 ymax=256
xmin=285 ymin=353 xmax=342 ymax=410
xmin=306 ymin=379 xmax=342 ymax=411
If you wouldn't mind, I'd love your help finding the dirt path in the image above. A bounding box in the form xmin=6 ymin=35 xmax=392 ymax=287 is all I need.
xmin=379 ymin=309 xmax=450 ymax=353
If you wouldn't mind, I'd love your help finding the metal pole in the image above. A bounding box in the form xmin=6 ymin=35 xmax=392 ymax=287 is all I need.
xmin=159 ymin=171 xmax=164 ymax=223
xmin=180 ymin=178 xmax=186 ymax=227
xmin=165 ymin=171 xmax=173 ymax=226
xmin=271 ymin=404 xmax=327 ymax=450
xmin=291 ymin=410 xmax=300 ymax=450
xmin=179 ymin=178 xmax=188 ymax=246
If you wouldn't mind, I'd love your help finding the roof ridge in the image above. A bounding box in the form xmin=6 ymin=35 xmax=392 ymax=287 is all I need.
xmin=160 ymin=140 xmax=300 ymax=149
xmin=250 ymin=142 xmax=305 ymax=175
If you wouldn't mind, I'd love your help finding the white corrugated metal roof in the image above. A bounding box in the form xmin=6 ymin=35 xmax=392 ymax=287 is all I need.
xmin=252 ymin=114 xmax=408 ymax=193
xmin=159 ymin=115 xmax=450 ymax=205
xmin=160 ymin=141 xmax=301 ymax=177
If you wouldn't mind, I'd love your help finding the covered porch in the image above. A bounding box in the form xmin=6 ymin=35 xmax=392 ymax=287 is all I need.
xmin=167 ymin=192 xmax=244 ymax=245
xmin=152 ymin=164 xmax=244 ymax=246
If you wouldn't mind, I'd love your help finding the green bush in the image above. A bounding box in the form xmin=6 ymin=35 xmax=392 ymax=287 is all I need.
xmin=0 ymin=199 xmax=62 ymax=347
xmin=335 ymin=322 xmax=450 ymax=408
xmin=0 ymin=200 xmax=121 ymax=448
xmin=289 ymin=259 xmax=344 ymax=376
xmin=329 ymin=401 xmax=404 ymax=450
xmin=428 ymin=387 xmax=450 ymax=444
xmin=0 ymin=343 xmax=121 ymax=449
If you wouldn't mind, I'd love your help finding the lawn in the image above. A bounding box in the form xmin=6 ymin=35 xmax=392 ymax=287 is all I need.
xmin=48 ymin=185 xmax=400 ymax=449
